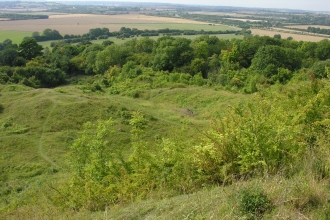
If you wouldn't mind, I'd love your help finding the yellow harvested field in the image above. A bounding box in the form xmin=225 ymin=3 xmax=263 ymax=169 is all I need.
xmin=251 ymin=29 xmax=329 ymax=42
xmin=190 ymin=11 xmax=243 ymax=17
xmin=285 ymin=25 xmax=330 ymax=30
xmin=0 ymin=13 xmax=210 ymax=35
xmin=225 ymin=18 xmax=262 ymax=22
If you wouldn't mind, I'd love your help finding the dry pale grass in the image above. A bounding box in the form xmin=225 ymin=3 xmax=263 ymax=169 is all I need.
xmin=49 ymin=13 xmax=207 ymax=24
xmin=251 ymin=28 xmax=328 ymax=42
xmin=225 ymin=18 xmax=262 ymax=22
xmin=0 ymin=13 xmax=211 ymax=35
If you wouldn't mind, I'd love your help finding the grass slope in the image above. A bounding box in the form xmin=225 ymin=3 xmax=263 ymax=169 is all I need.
xmin=0 ymin=82 xmax=248 ymax=218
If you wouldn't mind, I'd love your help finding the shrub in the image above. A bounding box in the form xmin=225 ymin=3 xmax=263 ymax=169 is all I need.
xmin=238 ymin=187 xmax=272 ymax=218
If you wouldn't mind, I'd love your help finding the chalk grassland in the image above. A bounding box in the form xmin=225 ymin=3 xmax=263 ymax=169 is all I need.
xmin=285 ymin=25 xmax=330 ymax=30
xmin=0 ymin=83 xmax=247 ymax=218
xmin=0 ymin=13 xmax=234 ymax=35
xmin=251 ymin=28 xmax=329 ymax=42
xmin=0 ymin=30 xmax=32 ymax=44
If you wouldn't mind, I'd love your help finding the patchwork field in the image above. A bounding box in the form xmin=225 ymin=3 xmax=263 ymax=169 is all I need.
xmin=224 ymin=18 xmax=262 ymax=22
xmin=251 ymin=28 xmax=329 ymax=42
xmin=0 ymin=13 xmax=234 ymax=35
xmin=189 ymin=11 xmax=245 ymax=17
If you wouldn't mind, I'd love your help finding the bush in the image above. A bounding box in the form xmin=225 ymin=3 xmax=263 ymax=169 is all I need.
xmin=238 ymin=187 xmax=272 ymax=218
xmin=310 ymin=59 xmax=330 ymax=78
xmin=0 ymin=103 xmax=3 ymax=113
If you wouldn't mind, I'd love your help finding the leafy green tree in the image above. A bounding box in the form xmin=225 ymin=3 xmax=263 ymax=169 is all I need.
xmin=315 ymin=39 xmax=330 ymax=60
xmin=192 ymin=41 xmax=209 ymax=60
xmin=209 ymin=53 xmax=220 ymax=68
xmin=0 ymin=47 xmax=19 ymax=66
xmin=120 ymin=61 xmax=142 ymax=79
xmin=251 ymin=45 xmax=301 ymax=74
xmin=190 ymin=58 xmax=208 ymax=77
xmin=310 ymin=59 xmax=330 ymax=78
xmin=49 ymin=45 xmax=79 ymax=73
xmin=299 ymin=41 xmax=317 ymax=59
xmin=18 ymin=38 xmax=43 ymax=60
xmin=273 ymin=34 xmax=281 ymax=39
xmin=152 ymin=36 xmax=193 ymax=71
xmin=42 ymin=28 xmax=62 ymax=40
xmin=135 ymin=37 xmax=155 ymax=53
xmin=95 ymin=44 xmax=130 ymax=74
xmin=239 ymin=37 xmax=263 ymax=68
xmin=32 ymin=31 xmax=40 ymax=38
xmin=102 ymin=40 xmax=114 ymax=47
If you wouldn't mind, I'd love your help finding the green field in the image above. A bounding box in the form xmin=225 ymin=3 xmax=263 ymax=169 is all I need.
xmin=0 ymin=30 xmax=32 ymax=44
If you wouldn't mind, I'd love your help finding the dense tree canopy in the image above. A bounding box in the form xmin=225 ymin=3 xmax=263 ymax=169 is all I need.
xmin=18 ymin=38 xmax=43 ymax=60
xmin=1 ymin=31 xmax=330 ymax=89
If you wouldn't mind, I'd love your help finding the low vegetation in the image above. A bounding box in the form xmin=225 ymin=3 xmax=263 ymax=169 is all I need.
xmin=1 ymin=3 xmax=330 ymax=218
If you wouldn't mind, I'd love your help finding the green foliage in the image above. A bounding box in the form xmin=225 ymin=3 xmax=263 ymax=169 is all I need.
xmin=11 ymin=66 xmax=66 ymax=88
xmin=310 ymin=59 xmax=330 ymax=78
xmin=251 ymin=45 xmax=302 ymax=73
xmin=152 ymin=36 xmax=193 ymax=72
xmin=315 ymin=39 xmax=330 ymax=60
xmin=18 ymin=38 xmax=43 ymax=60
xmin=273 ymin=34 xmax=281 ymax=39
xmin=0 ymin=103 xmax=3 ymax=113
xmin=201 ymin=88 xmax=322 ymax=177
xmin=238 ymin=187 xmax=272 ymax=218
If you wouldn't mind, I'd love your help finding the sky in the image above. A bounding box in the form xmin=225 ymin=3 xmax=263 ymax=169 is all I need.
xmin=124 ymin=0 xmax=330 ymax=12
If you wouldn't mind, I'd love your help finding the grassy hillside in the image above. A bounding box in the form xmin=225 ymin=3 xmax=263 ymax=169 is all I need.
xmin=1 ymin=77 xmax=330 ymax=219
xmin=0 ymin=81 xmax=248 ymax=218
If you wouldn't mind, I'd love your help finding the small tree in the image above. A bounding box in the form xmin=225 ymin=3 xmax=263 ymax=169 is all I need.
xmin=18 ymin=38 xmax=43 ymax=60
xmin=273 ymin=34 xmax=281 ymax=39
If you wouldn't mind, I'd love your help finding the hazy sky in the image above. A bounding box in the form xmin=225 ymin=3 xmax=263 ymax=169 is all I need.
xmin=125 ymin=0 xmax=330 ymax=11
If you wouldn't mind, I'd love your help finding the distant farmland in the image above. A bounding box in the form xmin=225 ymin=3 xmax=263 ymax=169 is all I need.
xmin=251 ymin=28 xmax=329 ymax=42
xmin=285 ymin=25 xmax=330 ymax=30
xmin=0 ymin=13 xmax=235 ymax=35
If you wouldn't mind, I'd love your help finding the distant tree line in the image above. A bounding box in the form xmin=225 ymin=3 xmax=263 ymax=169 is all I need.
xmin=46 ymin=5 xmax=139 ymax=14
xmin=32 ymin=27 xmax=241 ymax=45
xmin=0 ymin=13 xmax=48 ymax=20
xmin=2 ymin=33 xmax=330 ymax=91
xmin=32 ymin=29 xmax=63 ymax=42
xmin=159 ymin=12 xmax=330 ymax=29
xmin=0 ymin=38 xmax=65 ymax=87
xmin=306 ymin=26 xmax=330 ymax=36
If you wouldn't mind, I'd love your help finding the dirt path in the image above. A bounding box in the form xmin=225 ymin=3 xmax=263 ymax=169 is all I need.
xmin=37 ymin=100 xmax=59 ymax=168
